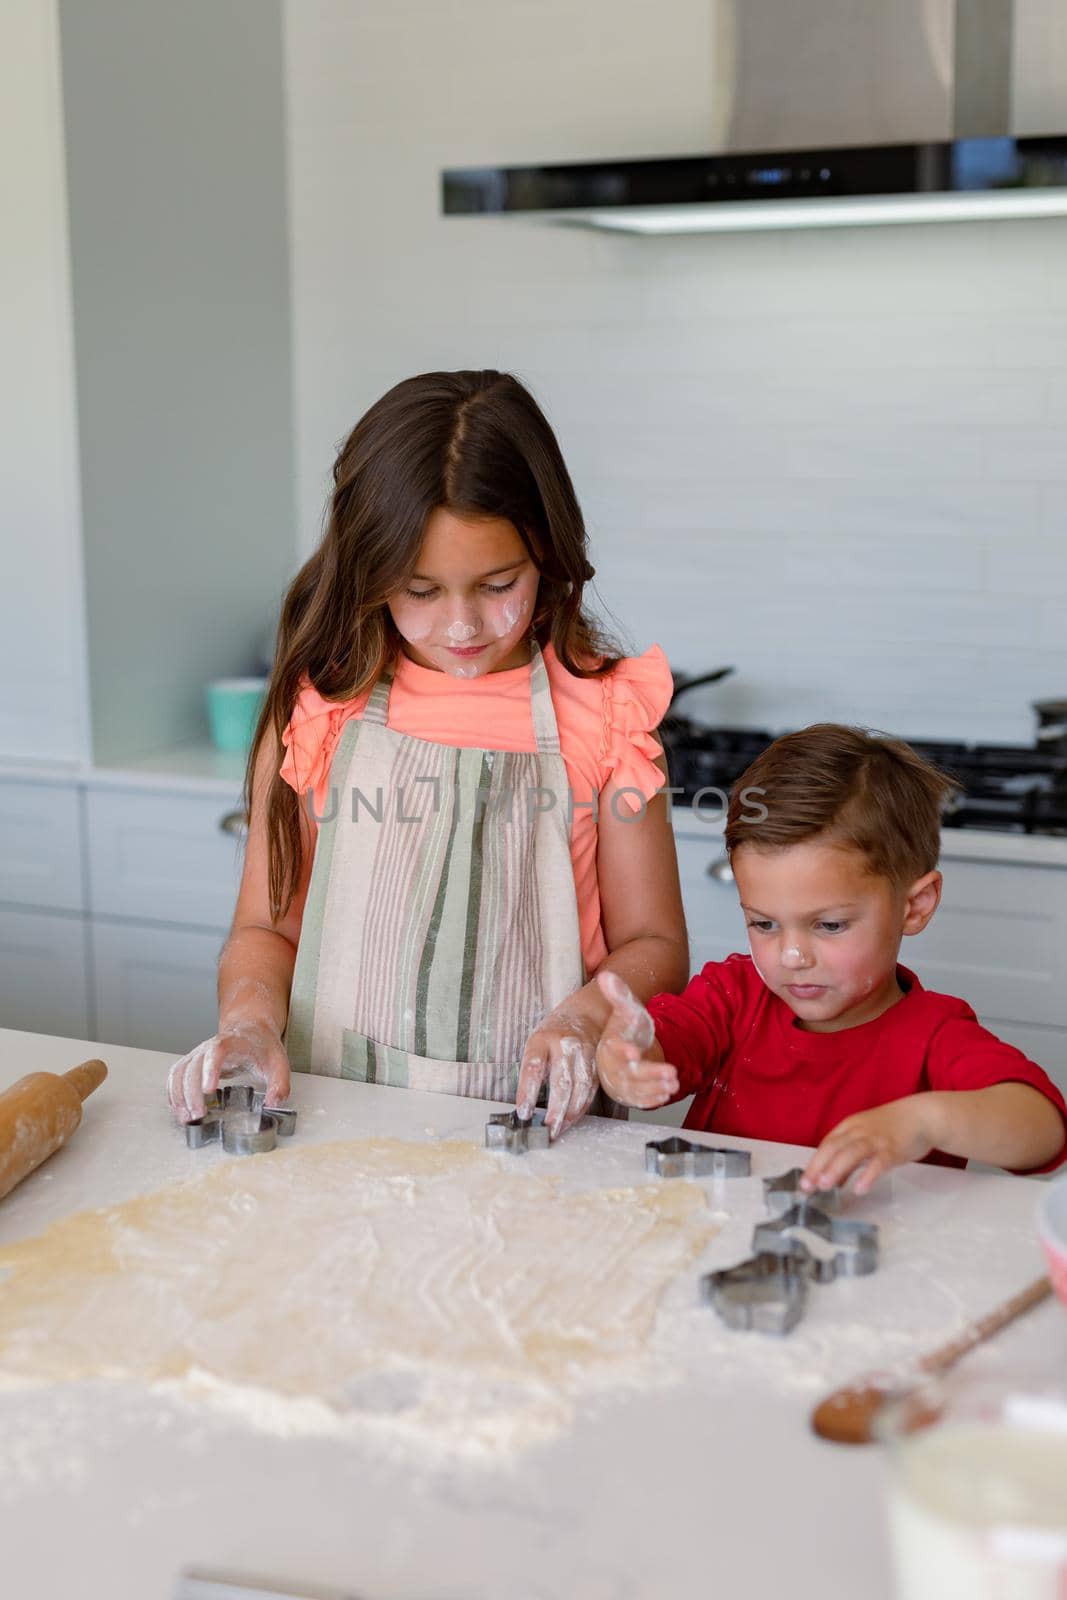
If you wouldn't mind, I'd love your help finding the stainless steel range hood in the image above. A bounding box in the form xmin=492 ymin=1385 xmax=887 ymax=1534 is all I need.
xmin=442 ymin=0 xmax=1067 ymax=233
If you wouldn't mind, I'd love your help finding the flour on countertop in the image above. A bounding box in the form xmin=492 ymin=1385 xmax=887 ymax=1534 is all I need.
xmin=0 ymin=1138 xmax=716 ymax=1470
xmin=0 ymin=1127 xmax=1053 ymax=1492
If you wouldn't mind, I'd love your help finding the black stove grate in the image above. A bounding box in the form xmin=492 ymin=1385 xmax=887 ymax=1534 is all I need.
xmin=660 ymin=728 xmax=1067 ymax=836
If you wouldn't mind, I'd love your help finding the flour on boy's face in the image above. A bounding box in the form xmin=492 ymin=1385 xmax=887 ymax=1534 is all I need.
xmin=731 ymin=838 xmax=909 ymax=1034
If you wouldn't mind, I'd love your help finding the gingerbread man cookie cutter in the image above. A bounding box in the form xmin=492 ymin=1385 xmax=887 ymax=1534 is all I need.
xmin=184 ymin=1083 xmax=297 ymax=1155
xmin=701 ymin=1251 xmax=810 ymax=1336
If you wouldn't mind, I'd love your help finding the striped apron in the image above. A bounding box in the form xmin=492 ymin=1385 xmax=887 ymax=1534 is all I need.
xmin=285 ymin=642 xmax=586 ymax=1101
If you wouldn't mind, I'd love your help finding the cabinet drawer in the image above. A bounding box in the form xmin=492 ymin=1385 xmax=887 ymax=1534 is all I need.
xmin=674 ymin=830 xmax=747 ymax=971
xmin=909 ymin=859 xmax=1067 ymax=1029
xmin=86 ymin=788 xmax=245 ymax=928
xmin=91 ymin=919 xmax=225 ymax=1055
xmin=0 ymin=906 xmax=91 ymax=1038
xmin=986 ymin=1019 xmax=1067 ymax=1099
xmin=0 ymin=781 xmax=83 ymax=911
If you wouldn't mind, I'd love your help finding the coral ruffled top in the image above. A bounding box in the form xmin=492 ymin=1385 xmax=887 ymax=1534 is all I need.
xmin=280 ymin=643 xmax=672 ymax=973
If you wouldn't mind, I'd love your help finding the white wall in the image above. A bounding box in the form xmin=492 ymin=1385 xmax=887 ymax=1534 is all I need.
xmin=59 ymin=0 xmax=296 ymax=764
xmin=284 ymin=0 xmax=1067 ymax=745
xmin=0 ymin=0 xmax=89 ymax=765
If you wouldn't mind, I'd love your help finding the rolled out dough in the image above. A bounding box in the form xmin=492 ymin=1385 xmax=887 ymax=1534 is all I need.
xmin=0 ymin=1139 xmax=715 ymax=1410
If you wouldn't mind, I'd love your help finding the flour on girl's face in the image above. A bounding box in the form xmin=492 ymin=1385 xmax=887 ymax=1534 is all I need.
xmin=494 ymin=596 xmax=530 ymax=638
xmin=387 ymin=508 xmax=541 ymax=679
xmin=399 ymin=615 xmax=434 ymax=643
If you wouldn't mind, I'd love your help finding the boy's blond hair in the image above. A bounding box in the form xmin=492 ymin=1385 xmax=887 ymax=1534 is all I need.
xmin=724 ymin=723 xmax=960 ymax=889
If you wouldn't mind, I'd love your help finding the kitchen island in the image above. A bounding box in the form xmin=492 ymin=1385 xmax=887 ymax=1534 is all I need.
xmin=0 ymin=1028 xmax=1063 ymax=1600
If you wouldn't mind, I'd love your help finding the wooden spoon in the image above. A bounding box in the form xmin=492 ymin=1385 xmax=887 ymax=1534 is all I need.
xmin=811 ymin=1274 xmax=1053 ymax=1445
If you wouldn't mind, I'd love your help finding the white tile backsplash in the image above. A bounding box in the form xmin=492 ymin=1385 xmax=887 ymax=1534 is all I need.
xmin=983 ymin=428 xmax=1067 ymax=481
xmin=1041 ymin=489 xmax=1067 ymax=535
xmin=784 ymin=425 xmax=986 ymax=480
xmin=284 ymin=0 xmax=1067 ymax=750
xmin=986 ymin=538 xmax=1067 ymax=596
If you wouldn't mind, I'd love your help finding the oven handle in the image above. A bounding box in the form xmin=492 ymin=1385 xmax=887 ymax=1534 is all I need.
xmin=706 ymin=854 xmax=735 ymax=885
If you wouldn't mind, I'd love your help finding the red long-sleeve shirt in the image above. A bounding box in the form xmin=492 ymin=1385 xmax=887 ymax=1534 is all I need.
xmin=647 ymin=955 xmax=1067 ymax=1174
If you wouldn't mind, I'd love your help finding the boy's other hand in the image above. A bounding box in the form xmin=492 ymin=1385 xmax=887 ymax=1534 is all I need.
xmin=801 ymin=1096 xmax=936 ymax=1196
xmin=594 ymin=971 xmax=679 ymax=1109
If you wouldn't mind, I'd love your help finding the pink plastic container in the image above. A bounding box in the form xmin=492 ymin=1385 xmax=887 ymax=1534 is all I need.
xmin=1037 ymin=1175 xmax=1067 ymax=1308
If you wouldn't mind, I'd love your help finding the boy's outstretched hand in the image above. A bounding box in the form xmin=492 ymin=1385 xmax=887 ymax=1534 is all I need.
xmin=803 ymin=1084 xmax=1065 ymax=1191
xmin=594 ymin=971 xmax=679 ymax=1109
xmin=800 ymin=1096 xmax=935 ymax=1197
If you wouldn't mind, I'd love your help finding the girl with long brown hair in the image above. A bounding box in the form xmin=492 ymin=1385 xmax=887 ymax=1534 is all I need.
xmin=167 ymin=370 xmax=687 ymax=1138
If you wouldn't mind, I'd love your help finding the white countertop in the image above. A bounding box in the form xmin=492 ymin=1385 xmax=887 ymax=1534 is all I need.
xmin=0 ymin=740 xmax=247 ymax=798
xmin=672 ymin=807 xmax=1067 ymax=867
xmin=1 ymin=1028 xmax=1063 ymax=1600
xmin=4 ymin=742 xmax=1067 ymax=866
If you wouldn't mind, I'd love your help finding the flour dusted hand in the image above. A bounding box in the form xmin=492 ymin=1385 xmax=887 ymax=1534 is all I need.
xmin=594 ymin=971 xmax=678 ymax=1110
xmin=516 ymin=1004 xmax=603 ymax=1141
xmin=167 ymin=1016 xmax=291 ymax=1123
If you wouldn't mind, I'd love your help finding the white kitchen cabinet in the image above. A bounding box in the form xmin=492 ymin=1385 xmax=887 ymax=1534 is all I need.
xmin=0 ymin=780 xmax=84 ymax=912
xmin=81 ymin=780 xmax=244 ymax=1053
xmin=85 ymin=788 xmax=246 ymax=928
xmin=990 ymin=1020 xmax=1067 ymax=1098
xmin=911 ymin=851 xmax=1067 ymax=1090
xmin=0 ymin=770 xmax=242 ymax=1052
xmin=673 ymin=826 xmax=748 ymax=968
xmin=91 ymin=919 xmax=226 ymax=1057
xmin=0 ymin=905 xmax=90 ymax=1038
xmin=908 ymin=857 xmax=1067 ymax=1029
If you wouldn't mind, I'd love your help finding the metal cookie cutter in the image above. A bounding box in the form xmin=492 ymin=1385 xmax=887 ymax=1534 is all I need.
xmin=207 ymin=1084 xmax=256 ymax=1114
xmin=485 ymin=1109 xmax=550 ymax=1154
xmin=184 ymin=1083 xmax=297 ymax=1156
xmin=751 ymin=1202 xmax=879 ymax=1283
xmin=701 ymin=1252 xmax=810 ymax=1336
xmin=645 ymin=1137 xmax=751 ymax=1180
xmin=763 ymin=1166 xmax=841 ymax=1215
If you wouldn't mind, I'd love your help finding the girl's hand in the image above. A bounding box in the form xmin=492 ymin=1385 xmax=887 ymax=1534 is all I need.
xmin=594 ymin=971 xmax=679 ymax=1109
xmin=516 ymin=1001 xmax=606 ymax=1141
xmin=800 ymin=1097 xmax=936 ymax=1197
xmin=166 ymin=1017 xmax=291 ymax=1124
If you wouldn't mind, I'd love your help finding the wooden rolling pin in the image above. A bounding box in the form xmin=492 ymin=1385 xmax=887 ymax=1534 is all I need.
xmin=0 ymin=1059 xmax=108 ymax=1201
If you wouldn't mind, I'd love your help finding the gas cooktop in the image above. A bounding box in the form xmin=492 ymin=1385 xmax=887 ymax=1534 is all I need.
xmin=660 ymin=728 xmax=1067 ymax=836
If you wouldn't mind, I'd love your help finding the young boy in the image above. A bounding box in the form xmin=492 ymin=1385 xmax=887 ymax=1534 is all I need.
xmin=597 ymin=724 xmax=1067 ymax=1192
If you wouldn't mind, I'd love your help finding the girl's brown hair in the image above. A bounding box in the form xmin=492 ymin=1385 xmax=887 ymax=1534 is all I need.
xmin=247 ymin=369 xmax=620 ymax=921
xmin=724 ymin=724 xmax=960 ymax=888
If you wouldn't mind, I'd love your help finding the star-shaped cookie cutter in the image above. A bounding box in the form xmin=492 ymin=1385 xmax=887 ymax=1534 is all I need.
xmin=184 ymin=1083 xmax=297 ymax=1155
xmin=645 ymin=1137 xmax=751 ymax=1180
xmin=701 ymin=1251 xmax=810 ymax=1336
xmin=485 ymin=1109 xmax=550 ymax=1154
xmin=762 ymin=1167 xmax=841 ymax=1215
xmin=751 ymin=1202 xmax=879 ymax=1283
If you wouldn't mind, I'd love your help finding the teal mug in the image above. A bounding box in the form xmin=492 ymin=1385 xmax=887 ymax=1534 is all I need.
xmin=205 ymin=677 xmax=268 ymax=754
